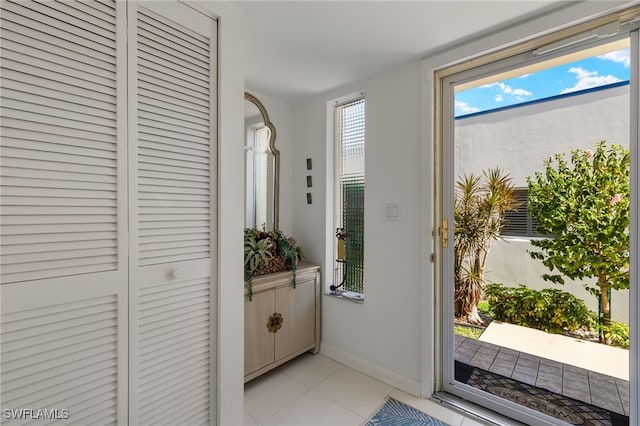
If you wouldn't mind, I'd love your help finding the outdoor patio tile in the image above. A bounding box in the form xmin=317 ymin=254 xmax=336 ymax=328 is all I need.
xmin=539 ymin=358 xmax=562 ymax=375
xmin=588 ymin=371 xmax=616 ymax=384
xmin=621 ymin=398 xmax=630 ymax=416
xmin=490 ymin=357 xmax=516 ymax=369
xmin=489 ymin=363 xmax=514 ymax=378
xmin=461 ymin=338 xmax=483 ymax=349
xmin=454 ymin=335 xmax=463 ymax=349
xmin=492 ymin=359 xmax=517 ymax=371
xmin=469 ymin=355 xmax=495 ymax=370
xmin=475 ymin=346 xmax=499 ymax=357
xmin=614 ymin=378 xmax=630 ymax=393
xmin=539 ymin=358 xmax=563 ymax=370
xmin=592 ymin=394 xmax=624 ymax=415
xmin=563 ymin=364 xmax=587 ymax=374
xmin=561 ymin=387 xmax=591 ymax=405
xmin=458 ymin=343 xmax=481 ymax=357
xmin=589 ymin=378 xmax=618 ymax=395
xmin=491 ymin=352 xmax=516 ymax=363
xmin=512 ymin=363 xmax=538 ymax=374
xmin=456 ymin=342 xmax=476 ymax=352
xmin=515 ymin=357 xmax=541 ymax=370
xmin=455 ymin=352 xmax=474 ymax=364
xmin=511 ymin=370 xmax=537 ymax=386
xmin=589 ymin=385 xmax=622 ymax=412
xmin=472 ymin=350 xmax=498 ymax=361
xmin=538 ymin=364 xmax=562 ymax=377
xmin=494 ymin=348 xmax=518 ymax=362
xmin=459 ymin=341 xmax=481 ymax=352
xmin=535 ymin=377 xmax=562 ymax=394
xmin=562 ymin=372 xmax=589 ymax=391
xmin=512 ymin=364 xmax=538 ymax=378
xmin=616 ymin=383 xmax=630 ymax=408
xmin=516 ymin=352 xmax=541 ymax=362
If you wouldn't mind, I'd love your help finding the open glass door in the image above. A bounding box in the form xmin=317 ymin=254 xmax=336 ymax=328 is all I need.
xmin=438 ymin=25 xmax=638 ymax=425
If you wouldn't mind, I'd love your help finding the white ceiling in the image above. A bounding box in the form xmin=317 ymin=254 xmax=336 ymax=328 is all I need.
xmin=232 ymin=1 xmax=572 ymax=103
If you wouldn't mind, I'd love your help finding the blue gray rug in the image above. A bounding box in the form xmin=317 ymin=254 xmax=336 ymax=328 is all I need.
xmin=366 ymin=398 xmax=449 ymax=426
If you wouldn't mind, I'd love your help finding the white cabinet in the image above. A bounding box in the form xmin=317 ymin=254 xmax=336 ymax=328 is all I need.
xmin=244 ymin=263 xmax=321 ymax=381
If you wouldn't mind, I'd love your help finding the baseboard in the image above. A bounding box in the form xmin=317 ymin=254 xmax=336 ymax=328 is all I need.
xmin=320 ymin=342 xmax=421 ymax=396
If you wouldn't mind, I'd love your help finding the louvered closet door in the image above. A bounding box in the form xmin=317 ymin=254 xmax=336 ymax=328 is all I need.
xmin=0 ymin=1 xmax=128 ymax=424
xmin=128 ymin=3 xmax=218 ymax=425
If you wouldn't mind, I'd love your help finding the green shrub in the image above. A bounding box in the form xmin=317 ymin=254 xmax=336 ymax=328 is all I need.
xmin=485 ymin=284 xmax=595 ymax=334
xmin=454 ymin=325 xmax=483 ymax=339
xmin=477 ymin=300 xmax=491 ymax=315
xmin=602 ymin=322 xmax=630 ymax=349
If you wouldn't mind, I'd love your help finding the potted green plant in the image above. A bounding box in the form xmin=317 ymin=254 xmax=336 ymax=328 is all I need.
xmin=244 ymin=228 xmax=304 ymax=300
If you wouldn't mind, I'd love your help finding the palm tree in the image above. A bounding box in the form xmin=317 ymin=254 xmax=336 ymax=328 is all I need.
xmin=454 ymin=168 xmax=518 ymax=324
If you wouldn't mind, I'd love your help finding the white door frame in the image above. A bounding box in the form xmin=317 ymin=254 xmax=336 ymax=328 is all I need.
xmin=429 ymin=17 xmax=640 ymax=426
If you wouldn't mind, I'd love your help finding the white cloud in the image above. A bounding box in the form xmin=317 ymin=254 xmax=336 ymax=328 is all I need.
xmin=455 ymin=100 xmax=480 ymax=114
xmin=560 ymin=67 xmax=621 ymax=94
xmin=484 ymin=82 xmax=532 ymax=98
xmin=495 ymin=94 xmax=503 ymax=102
xmin=598 ymin=48 xmax=630 ymax=67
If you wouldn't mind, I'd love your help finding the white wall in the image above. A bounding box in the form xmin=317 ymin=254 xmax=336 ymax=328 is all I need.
xmin=292 ymin=62 xmax=424 ymax=391
xmin=275 ymin=0 xmax=639 ymax=416
xmin=455 ymin=83 xmax=630 ymax=187
xmin=244 ymin=89 xmax=295 ymax=234
xmin=194 ymin=2 xmax=246 ymax=424
xmin=288 ymin=1 xmax=638 ymax=399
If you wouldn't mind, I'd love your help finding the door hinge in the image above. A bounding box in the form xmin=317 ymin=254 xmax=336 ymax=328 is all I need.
xmin=430 ymin=253 xmax=435 ymax=263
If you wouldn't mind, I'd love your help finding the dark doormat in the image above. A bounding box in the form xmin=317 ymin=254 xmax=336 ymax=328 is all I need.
xmin=455 ymin=361 xmax=628 ymax=426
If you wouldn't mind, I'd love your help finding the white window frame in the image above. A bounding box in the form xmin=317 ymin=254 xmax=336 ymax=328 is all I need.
xmin=325 ymin=92 xmax=366 ymax=294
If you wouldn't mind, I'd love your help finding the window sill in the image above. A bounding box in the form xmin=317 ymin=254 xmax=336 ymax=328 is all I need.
xmin=324 ymin=291 xmax=364 ymax=304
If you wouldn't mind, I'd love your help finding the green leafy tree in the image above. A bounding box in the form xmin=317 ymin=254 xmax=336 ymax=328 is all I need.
xmin=454 ymin=168 xmax=518 ymax=324
xmin=527 ymin=142 xmax=629 ymax=344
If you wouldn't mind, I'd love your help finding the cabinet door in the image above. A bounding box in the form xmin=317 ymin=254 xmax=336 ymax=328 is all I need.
xmin=275 ymin=277 xmax=316 ymax=359
xmin=245 ymin=289 xmax=276 ymax=374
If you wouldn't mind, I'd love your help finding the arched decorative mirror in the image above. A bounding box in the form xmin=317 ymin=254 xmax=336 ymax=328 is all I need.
xmin=245 ymin=92 xmax=279 ymax=231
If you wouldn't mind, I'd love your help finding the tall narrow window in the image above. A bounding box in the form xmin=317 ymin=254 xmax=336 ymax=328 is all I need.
xmin=335 ymin=97 xmax=365 ymax=293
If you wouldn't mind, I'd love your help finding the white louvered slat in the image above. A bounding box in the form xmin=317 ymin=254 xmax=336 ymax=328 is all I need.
xmin=2 ymin=98 xmax=116 ymax=128
xmin=0 ymin=33 xmax=115 ymax=75
xmin=2 ymin=71 xmax=115 ymax=104
xmin=2 ymin=1 xmax=115 ymax=48
xmin=0 ymin=0 xmax=119 ymax=285
xmin=138 ymin=87 xmax=209 ymax=117
xmin=137 ymin=278 xmax=210 ymax=425
xmin=1 ymin=39 xmax=116 ymax=81
xmin=0 ymin=295 xmax=119 ymax=424
xmin=19 ymin=0 xmax=116 ymax=36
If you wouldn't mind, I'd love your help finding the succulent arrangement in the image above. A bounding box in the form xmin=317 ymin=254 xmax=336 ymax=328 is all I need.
xmin=244 ymin=228 xmax=304 ymax=300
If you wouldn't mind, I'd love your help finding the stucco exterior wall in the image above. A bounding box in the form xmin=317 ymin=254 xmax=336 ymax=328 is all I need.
xmin=455 ymin=83 xmax=630 ymax=187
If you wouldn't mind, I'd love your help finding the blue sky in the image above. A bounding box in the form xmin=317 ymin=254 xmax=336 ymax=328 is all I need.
xmin=455 ymin=48 xmax=631 ymax=117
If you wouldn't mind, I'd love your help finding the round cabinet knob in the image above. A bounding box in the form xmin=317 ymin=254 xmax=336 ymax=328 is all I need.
xmin=172 ymin=268 xmax=184 ymax=279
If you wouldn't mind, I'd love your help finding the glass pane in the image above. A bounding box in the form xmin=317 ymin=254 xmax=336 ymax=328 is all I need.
xmin=335 ymin=98 xmax=365 ymax=293
xmin=449 ymin=40 xmax=631 ymax=423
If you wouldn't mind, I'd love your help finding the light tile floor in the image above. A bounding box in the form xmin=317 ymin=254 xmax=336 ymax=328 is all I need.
xmin=244 ymin=353 xmax=488 ymax=426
